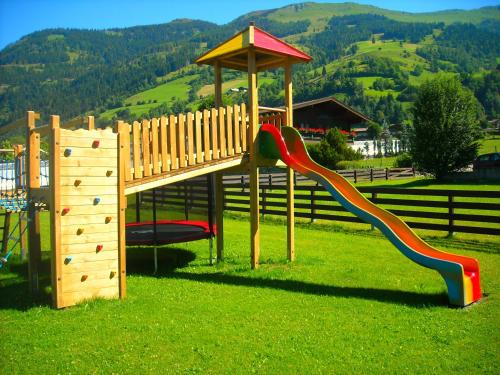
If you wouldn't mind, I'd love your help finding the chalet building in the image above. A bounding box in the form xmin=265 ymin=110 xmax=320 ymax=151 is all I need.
xmin=260 ymin=96 xmax=371 ymax=135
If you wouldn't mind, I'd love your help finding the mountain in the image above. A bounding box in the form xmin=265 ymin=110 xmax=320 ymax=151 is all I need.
xmin=0 ymin=2 xmax=499 ymax=130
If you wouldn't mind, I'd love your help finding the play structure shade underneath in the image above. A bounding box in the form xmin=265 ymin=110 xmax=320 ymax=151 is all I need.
xmin=126 ymin=220 xmax=216 ymax=246
xmin=259 ymin=124 xmax=482 ymax=307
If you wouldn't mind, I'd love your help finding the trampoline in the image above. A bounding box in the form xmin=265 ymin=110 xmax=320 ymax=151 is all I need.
xmin=126 ymin=220 xmax=216 ymax=246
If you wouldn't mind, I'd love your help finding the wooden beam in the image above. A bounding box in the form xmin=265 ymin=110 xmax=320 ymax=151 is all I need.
xmin=26 ymin=111 xmax=42 ymax=293
xmin=248 ymin=46 xmax=260 ymax=269
xmin=49 ymin=115 xmax=63 ymax=308
xmin=285 ymin=63 xmax=295 ymax=261
xmin=124 ymin=156 xmax=245 ymax=195
xmin=116 ymin=121 xmax=127 ymax=299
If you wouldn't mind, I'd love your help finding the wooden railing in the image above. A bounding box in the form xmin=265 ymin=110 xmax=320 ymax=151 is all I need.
xmin=120 ymin=103 xmax=250 ymax=184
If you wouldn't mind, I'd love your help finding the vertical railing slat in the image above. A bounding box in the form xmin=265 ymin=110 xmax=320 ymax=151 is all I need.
xmin=123 ymin=123 xmax=132 ymax=181
xmin=178 ymin=113 xmax=186 ymax=168
xmin=226 ymin=105 xmax=233 ymax=156
xmin=233 ymin=104 xmax=241 ymax=154
xmin=219 ymin=106 xmax=227 ymax=158
xmin=211 ymin=108 xmax=219 ymax=160
xmin=142 ymin=119 xmax=151 ymax=177
xmin=203 ymin=110 xmax=211 ymax=161
xmin=151 ymin=118 xmax=160 ymax=174
xmin=195 ymin=111 xmax=203 ymax=164
xmin=160 ymin=116 xmax=169 ymax=172
xmin=169 ymin=114 xmax=178 ymax=170
xmin=132 ymin=121 xmax=142 ymax=179
xmin=241 ymin=103 xmax=247 ymax=152
xmin=187 ymin=112 xmax=195 ymax=166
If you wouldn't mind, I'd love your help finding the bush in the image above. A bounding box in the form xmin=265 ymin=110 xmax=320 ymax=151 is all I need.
xmin=410 ymin=75 xmax=482 ymax=179
xmin=393 ymin=153 xmax=413 ymax=168
xmin=307 ymin=128 xmax=362 ymax=169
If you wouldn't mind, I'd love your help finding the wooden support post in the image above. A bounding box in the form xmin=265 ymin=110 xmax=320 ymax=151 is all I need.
xmin=49 ymin=115 xmax=62 ymax=308
xmin=285 ymin=63 xmax=295 ymax=261
xmin=117 ymin=121 xmax=128 ymax=298
xmin=26 ymin=111 xmax=42 ymax=294
xmin=214 ymin=61 xmax=225 ymax=261
xmin=87 ymin=116 xmax=95 ymax=130
xmin=248 ymin=43 xmax=260 ymax=269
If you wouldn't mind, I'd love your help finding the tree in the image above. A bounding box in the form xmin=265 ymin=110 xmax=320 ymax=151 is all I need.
xmin=410 ymin=75 xmax=481 ymax=179
xmin=307 ymin=128 xmax=362 ymax=169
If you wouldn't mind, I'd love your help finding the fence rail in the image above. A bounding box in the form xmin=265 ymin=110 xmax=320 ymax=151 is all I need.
xmin=141 ymin=176 xmax=500 ymax=236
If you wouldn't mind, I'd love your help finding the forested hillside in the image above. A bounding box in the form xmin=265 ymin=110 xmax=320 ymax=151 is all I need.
xmin=0 ymin=2 xmax=499 ymax=129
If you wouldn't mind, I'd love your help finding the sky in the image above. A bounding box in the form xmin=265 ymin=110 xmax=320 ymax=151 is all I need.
xmin=0 ymin=0 xmax=498 ymax=50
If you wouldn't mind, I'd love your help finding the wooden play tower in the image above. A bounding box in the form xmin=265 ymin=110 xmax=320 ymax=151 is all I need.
xmin=24 ymin=24 xmax=311 ymax=308
xmin=195 ymin=22 xmax=311 ymax=267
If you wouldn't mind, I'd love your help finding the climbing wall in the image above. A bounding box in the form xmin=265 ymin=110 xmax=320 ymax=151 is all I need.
xmin=51 ymin=127 xmax=123 ymax=308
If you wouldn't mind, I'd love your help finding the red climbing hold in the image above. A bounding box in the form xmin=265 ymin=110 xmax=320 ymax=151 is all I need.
xmin=74 ymin=179 xmax=82 ymax=187
xmin=92 ymin=140 xmax=100 ymax=148
xmin=96 ymin=245 xmax=103 ymax=252
xmin=110 ymin=271 xmax=116 ymax=279
xmin=106 ymin=170 xmax=113 ymax=177
xmin=61 ymin=207 xmax=70 ymax=215
xmin=105 ymin=217 xmax=112 ymax=224
xmin=81 ymin=275 xmax=88 ymax=282
xmin=77 ymin=228 xmax=84 ymax=235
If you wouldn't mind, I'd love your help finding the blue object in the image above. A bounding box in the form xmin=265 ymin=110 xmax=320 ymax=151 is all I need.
xmin=64 ymin=256 xmax=73 ymax=265
xmin=64 ymin=148 xmax=72 ymax=157
xmin=94 ymin=197 xmax=101 ymax=205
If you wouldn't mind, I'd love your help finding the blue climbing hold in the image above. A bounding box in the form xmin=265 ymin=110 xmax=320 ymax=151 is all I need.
xmin=64 ymin=148 xmax=72 ymax=157
xmin=64 ymin=256 xmax=73 ymax=265
xmin=94 ymin=197 xmax=101 ymax=205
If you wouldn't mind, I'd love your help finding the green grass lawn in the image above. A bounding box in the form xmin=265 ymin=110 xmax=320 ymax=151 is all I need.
xmin=1 ymin=201 xmax=499 ymax=374
xmin=480 ymin=136 xmax=500 ymax=154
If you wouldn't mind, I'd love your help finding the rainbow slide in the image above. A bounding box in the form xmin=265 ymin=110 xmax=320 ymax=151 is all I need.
xmin=259 ymin=124 xmax=482 ymax=307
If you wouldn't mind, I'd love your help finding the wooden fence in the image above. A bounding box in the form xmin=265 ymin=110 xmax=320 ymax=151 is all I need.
xmin=140 ymin=176 xmax=500 ymax=236
xmin=223 ymin=168 xmax=416 ymax=185
xmin=119 ymin=103 xmax=250 ymax=184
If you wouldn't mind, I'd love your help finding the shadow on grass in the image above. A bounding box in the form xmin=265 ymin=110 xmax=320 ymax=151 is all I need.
xmin=163 ymin=271 xmax=449 ymax=308
xmin=126 ymin=246 xmax=197 ymax=275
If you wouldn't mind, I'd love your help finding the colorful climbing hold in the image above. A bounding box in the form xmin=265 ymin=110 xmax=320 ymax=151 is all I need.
xmin=81 ymin=275 xmax=88 ymax=282
xmin=64 ymin=256 xmax=73 ymax=264
xmin=96 ymin=244 xmax=103 ymax=252
xmin=93 ymin=197 xmax=101 ymax=205
xmin=61 ymin=207 xmax=70 ymax=215
xmin=105 ymin=216 xmax=112 ymax=224
xmin=74 ymin=179 xmax=82 ymax=187
xmin=110 ymin=271 xmax=116 ymax=279
xmin=106 ymin=170 xmax=113 ymax=177
xmin=64 ymin=148 xmax=72 ymax=157
xmin=92 ymin=140 xmax=100 ymax=148
xmin=77 ymin=228 xmax=84 ymax=235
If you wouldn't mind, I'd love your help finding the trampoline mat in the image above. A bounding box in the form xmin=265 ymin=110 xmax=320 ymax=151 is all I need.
xmin=126 ymin=220 xmax=216 ymax=246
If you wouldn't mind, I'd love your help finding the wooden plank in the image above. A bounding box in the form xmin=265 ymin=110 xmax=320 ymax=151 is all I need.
xmin=60 ymin=194 xmax=118 ymax=206
xmin=132 ymin=121 xmax=142 ymax=179
xmin=49 ymin=115 xmax=63 ymax=308
xmin=118 ymin=124 xmax=127 ymax=299
xmin=241 ymin=103 xmax=247 ymax=152
xmin=61 ymin=214 xmax=118 ymax=226
xmin=59 ymin=137 xmax=118 ymax=149
xmin=218 ymin=106 xmax=227 ymax=158
xmin=55 ymin=204 xmax=118 ymax=215
xmin=61 ymin=286 xmax=118 ymax=307
xmin=151 ymin=118 xmax=160 ymax=174
xmin=62 ymin=274 xmax=118 ymax=294
xmin=61 ymin=243 xmax=118 ymax=255
xmin=58 ymin=157 xmax=117 ymax=168
xmin=59 ymin=147 xmax=117 ymax=158
xmin=62 ymin=231 xmax=120 ymax=244
xmin=195 ymin=111 xmax=202 ymax=163
xmin=142 ymin=119 xmax=151 ymax=177
xmin=61 ymin=259 xmax=118 ymax=274
xmin=285 ymin=63 xmax=295 ymax=262
xmin=178 ymin=113 xmax=186 ymax=168
xmin=60 ymin=166 xmax=117 ymax=177
xmin=187 ymin=112 xmax=195 ymax=166
xmin=233 ymin=104 xmax=241 ymax=154
xmin=59 ymin=185 xmax=118 ymax=195
xmin=169 ymin=115 xmax=178 ymax=169
xmin=60 ymin=176 xmax=117 ymax=187
xmin=203 ymin=110 xmax=211 ymax=161
xmin=60 ymin=128 xmax=116 ymax=140
xmin=226 ymin=105 xmax=234 ymax=156
xmin=211 ymin=108 xmax=219 ymax=160
xmin=121 ymin=123 xmax=131 ymax=182
xmin=160 ymin=116 xmax=169 ymax=172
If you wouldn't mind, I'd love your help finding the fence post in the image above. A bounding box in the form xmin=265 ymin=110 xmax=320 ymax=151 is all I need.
xmin=268 ymin=174 xmax=272 ymax=191
xmin=448 ymin=194 xmax=454 ymax=237
xmin=412 ymin=167 xmax=416 ymax=178
xmin=370 ymin=168 xmax=373 ymax=183
xmin=311 ymin=184 xmax=317 ymax=223
xmin=354 ymin=169 xmax=357 ymax=184
xmin=241 ymin=175 xmax=245 ymax=192
xmin=385 ymin=168 xmax=389 ymax=180
xmin=261 ymin=185 xmax=266 ymax=218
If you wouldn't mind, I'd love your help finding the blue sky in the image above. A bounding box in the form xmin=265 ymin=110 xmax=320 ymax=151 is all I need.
xmin=0 ymin=0 xmax=498 ymax=50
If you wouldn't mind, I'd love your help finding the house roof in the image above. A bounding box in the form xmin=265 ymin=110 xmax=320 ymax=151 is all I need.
xmin=195 ymin=24 xmax=311 ymax=71
xmin=260 ymin=96 xmax=372 ymax=124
